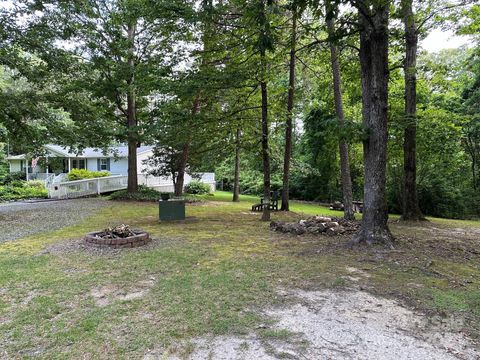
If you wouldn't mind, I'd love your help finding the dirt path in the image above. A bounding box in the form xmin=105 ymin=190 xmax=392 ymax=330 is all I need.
xmin=145 ymin=288 xmax=479 ymax=360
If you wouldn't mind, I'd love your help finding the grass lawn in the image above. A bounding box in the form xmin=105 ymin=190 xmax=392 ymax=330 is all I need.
xmin=0 ymin=192 xmax=479 ymax=358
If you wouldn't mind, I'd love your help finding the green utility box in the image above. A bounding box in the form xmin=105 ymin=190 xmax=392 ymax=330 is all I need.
xmin=159 ymin=199 xmax=186 ymax=221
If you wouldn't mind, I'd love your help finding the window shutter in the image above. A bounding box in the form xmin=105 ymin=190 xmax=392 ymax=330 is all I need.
xmin=97 ymin=159 xmax=100 ymax=171
xmin=106 ymin=158 xmax=111 ymax=171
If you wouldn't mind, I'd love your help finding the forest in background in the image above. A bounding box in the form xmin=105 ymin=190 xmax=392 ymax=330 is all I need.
xmin=0 ymin=0 xmax=479 ymax=223
xmin=215 ymin=46 xmax=480 ymax=219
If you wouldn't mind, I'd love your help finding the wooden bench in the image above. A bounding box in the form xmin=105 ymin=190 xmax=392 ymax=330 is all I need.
xmin=252 ymin=191 xmax=280 ymax=212
xmin=330 ymin=200 xmax=364 ymax=213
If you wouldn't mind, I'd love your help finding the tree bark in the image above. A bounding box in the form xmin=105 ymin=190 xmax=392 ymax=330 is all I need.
xmin=260 ymin=50 xmax=271 ymax=221
xmin=280 ymin=7 xmax=297 ymax=212
xmin=126 ymin=21 xmax=138 ymax=193
xmin=325 ymin=1 xmax=355 ymax=220
xmin=174 ymin=97 xmax=200 ymax=197
xmin=174 ymin=142 xmax=190 ymax=196
xmin=352 ymin=2 xmax=394 ymax=246
xmin=233 ymin=126 xmax=241 ymax=202
xmin=401 ymin=0 xmax=423 ymax=220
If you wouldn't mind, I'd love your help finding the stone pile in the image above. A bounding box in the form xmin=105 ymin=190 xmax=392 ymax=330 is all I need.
xmin=270 ymin=216 xmax=360 ymax=236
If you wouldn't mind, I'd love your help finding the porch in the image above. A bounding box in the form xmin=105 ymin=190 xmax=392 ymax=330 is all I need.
xmin=8 ymin=156 xmax=110 ymax=181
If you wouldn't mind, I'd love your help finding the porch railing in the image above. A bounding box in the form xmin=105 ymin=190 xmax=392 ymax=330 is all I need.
xmin=48 ymin=175 xmax=128 ymax=199
xmin=46 ymin=172 xmax=216 ymax=199
xmin=138 ymin=173 xmax=216 ymax=193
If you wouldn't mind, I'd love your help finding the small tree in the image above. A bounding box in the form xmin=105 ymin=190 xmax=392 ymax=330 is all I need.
xmin=12 ymin=0 xmax=192 ymax=193
xmin=144 ymin=146 xmax=191 ymax=195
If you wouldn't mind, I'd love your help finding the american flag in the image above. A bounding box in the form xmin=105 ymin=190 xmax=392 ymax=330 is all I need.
xmin=31 ymin=157 xmax=39 ymax=170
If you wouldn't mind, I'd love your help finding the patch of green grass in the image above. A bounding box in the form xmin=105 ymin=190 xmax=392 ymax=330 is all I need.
xmin=196 ymin=190 xmax=258 ymax=202
xmin=428 ymin=217 xmax=480 ymax=228
xmin=211 ymin=191 xmax=480 ymax=226
xmin=431 ymin=289 xmax=480 ymax=315
xmin=200 ymin=191 xmax=347 ymax=217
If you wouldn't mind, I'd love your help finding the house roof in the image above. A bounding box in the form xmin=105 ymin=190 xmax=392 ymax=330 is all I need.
xmin=7 ymin=144 xmax=154 ymax=160
xmin=6 ymin=154 xmax=26 ymax=160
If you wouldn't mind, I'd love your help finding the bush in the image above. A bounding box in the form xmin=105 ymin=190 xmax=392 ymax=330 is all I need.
xmin=0 ymin=180 xmax=48 ymax=201
xmin=9 ymin=180 xmax=25 ymax=188
xmin=27 ymin=180 xmax=46 ymax=189
xmin=386 ymin=169 xmax=480 ymax=219
xmin=184 ymin=180 xmax=211 ymax=194
xmin=0 ymin=171 xmax=26 ymax=185
xmin=110 ymin=185 xmax=204 ymax=203
xmin=110 ymin=185 xmax=162 ymax=202
xmin=67 ymin=169 xmax=110 ymax=181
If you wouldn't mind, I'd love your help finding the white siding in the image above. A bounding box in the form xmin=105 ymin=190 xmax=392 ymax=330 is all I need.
xmin=9 ymin=160 xmax=22 ymax=172
xmin=86 ymin=158 xmax=98 ymax=172
xmin=86 ymin=157 xmax=128 ymax=175
xmin=109 ymin=158 xmax=128 ymax=175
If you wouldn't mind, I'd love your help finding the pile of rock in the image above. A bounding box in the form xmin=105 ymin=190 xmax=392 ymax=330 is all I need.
xmin=270 ymin=216 xmax=360 ymax=236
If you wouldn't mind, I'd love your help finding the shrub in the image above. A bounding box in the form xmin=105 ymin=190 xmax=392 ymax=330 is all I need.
xmin=110 ymin=185 xmax=162 ymax=202
xmin=0 ymin=180 xmax=48 ymax=201
xmin=0 ymin=171 xmax=26 ymax=185
xmin=184 ymin=180 xmax=211 ymax=194
xmin=9 ymin=180 xmax=25 ymax=188
xmin=27 ymin=180 xmax=46 ymax=189
xmin=110 ymin=185 xmax=204 ymax=203
xmin=67 ymin=169 xmax=110 ymax=181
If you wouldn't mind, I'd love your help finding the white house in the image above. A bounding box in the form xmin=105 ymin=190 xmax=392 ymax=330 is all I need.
xmin=6 ymin=144 xmax=216 ymax=198
xmin=7 ymin=144 xmax=154 ymax=180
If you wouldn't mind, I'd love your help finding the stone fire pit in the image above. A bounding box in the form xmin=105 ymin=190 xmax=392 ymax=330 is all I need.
xmin=85 ymin=224 xmax=151 ymax=248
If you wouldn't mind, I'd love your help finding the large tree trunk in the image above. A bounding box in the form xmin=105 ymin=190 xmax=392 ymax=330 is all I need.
xmin=352 ymin=2 xmax=393 ymax=246
xmin=127 ymin=21 xmax=138 ymax=193
xmin=260 ymin=50 xmax=271 ymax=222
xmin=280 ymin=7 xmax=297 ymax=212
xmin=402 ymin=0 xmax=423 ymax=220
xmin=233 ymin=126 xmax=241 ymax=202
xmin=326 ymin=1 xmax=355 ymax=220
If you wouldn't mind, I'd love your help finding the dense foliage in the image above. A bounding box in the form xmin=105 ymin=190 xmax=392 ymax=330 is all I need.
xmin=0 ymin=171 xmax=26 ymax=185
xmin=110 ymin=185 xmax=203 ymax=203
xmin=0 ymin=180 xmax=47 ymax=201
xmin=184 ymin=180 xmax=211 ymax=195
xmin=67 ymin=169 xmax=110 ymax=182
xmin=109 ymin=186 xmax=162 ymax=202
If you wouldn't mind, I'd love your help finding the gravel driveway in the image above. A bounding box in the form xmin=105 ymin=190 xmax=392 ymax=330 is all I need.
xmin=0 ymin=199 xmax=109 ymax=243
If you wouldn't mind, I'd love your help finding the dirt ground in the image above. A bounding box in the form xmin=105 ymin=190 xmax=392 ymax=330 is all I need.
xmin=145 ymin=287 xmax=479 ymax=360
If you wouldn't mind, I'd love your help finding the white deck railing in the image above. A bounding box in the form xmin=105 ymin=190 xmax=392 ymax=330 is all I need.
xmin=138 ymin=173 xmax=216 ymax=193
xmin=47 ymin=173 xmax=216 ymax=199
xmin=48 ymin=175 xmax=128 ymax=199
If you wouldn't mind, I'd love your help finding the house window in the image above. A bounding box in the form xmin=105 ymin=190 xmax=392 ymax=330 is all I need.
xmin=99 ymin=159 xmax=109 ymax=171
xmin=72 ymin=159 xmax=86 ymax=169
